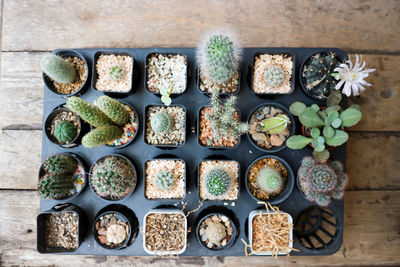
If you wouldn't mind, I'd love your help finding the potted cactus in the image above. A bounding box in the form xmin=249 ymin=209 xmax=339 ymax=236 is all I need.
xmin=297 ymin=157 xmax=348 ymax=207
xmin=198 ymin=89 xmax=248 ymax=148
xmin=89 ymin=154 xmax=137 ymax=201
xmin=37 ymin=153 xmax=86 ymax=200
xmin=41 ymin=51 xmax=88 ymax=96
xmin=196 ymin=29 xmax=242 ymax=94
xmin=286 ymin=91 xmax=362 ymax=162
xmin=144 ymin=104 xmax=186 ymax=147
xmin=198 ymin=159 xmax=239 ymax=201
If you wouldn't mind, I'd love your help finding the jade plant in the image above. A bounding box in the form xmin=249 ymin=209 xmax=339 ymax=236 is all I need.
xmin=150 ymin=112 xmax=172 ymax=133
xmin=41 ymin=54 xmax=76 ymax=83
xmin=298 ymin=156 xmax=348 ymax=207
xmin=205 ymin=168 xmax=231 ymax=196
xmin=54 ymin=121 xmax=77 ymax=144
xmin=96 ymin=95 xmax=129 ymax=126
xmin=43 ymin=154 xmax=78 ymax=175
xmin=109 ymin=65 xmax=125 ymax=80
xmin=155 ymin=170 xmax=175 ymax=190
xmin=256 ymin=167 xmax=283 ymax=194
xmin=286 ymin=91 xmax=362 ymax=162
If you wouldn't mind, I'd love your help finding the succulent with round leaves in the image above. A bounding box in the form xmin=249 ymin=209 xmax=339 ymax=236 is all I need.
xmin=43 ymin=154 xmax=77 ymax=175
xmin=256 ymin=167 xmax=283 ymax=194
xmin=286 ymin=93 xmax=362 ymax=162
xmin=96 ymin=96 xmax=129 ymax=126
xmin=82 ymin=125 xmax=123 ymax=148
xmin=160 ymin=83 xmax=173 ymax=106
xmin=298 ymin=157 xmax=348 ymax=207
xmin=155 ymin=170 xmax=175 ymax=190
xmin=263 ymin=65 xmax=285 ymax=88
xmin=150 ymin=112 xmax=172 ymax=133
xmin=205 ymin=168 xmax=231 ymax=196
xmin=66 ymin=96 xmax=113 ymax=127
xmin=302 ymin=52 xmax=341 ymax=99
xmin=38 ymin=174 xmax=75 ymax=199
xmin=196 ymin=29 xmax=242 ymax=84
xmin=261 ymin=114 xmax=289 ymax=134
xmin=54 ymin=121 xmax=77 ymax=143
xmin=109 ymin=65 xmax=125 ymax=80
xmin=40 ymin=54 xmax=76 ymax=84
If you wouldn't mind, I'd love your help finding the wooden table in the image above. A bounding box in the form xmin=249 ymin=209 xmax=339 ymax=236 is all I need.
xmin=0 ymin=1 xmax=399 ymax=266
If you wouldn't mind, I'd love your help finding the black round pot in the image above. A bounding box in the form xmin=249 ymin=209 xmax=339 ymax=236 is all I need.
xmin=246 ymin=102 xmax=296 ymax=153
xmin=37 ymin=203 xmax=88 ymax=253
xmin=44 ymin=104 xmax=84 ymax=148
xmin=196 ymin=68 xmax=241 ymax=97
xmin=89 ymin=154 xmax=138 ymax=202
xmin=92 ymin=204 xmax=139 ymax=250
xmin=92 ymin=50 xmax=138 ymax=98
xmin=248 ymin=52 xmax=295 ymax=98
xmin=143 ymin=104 xmax=187 ymax=149
xmin=196 ymin=105 xmax=241 ymax=150
xmin=38 ymin=152 xmax=88 ymax=201
xmin=144 ymin=52 xmax=189 ymax=97
xmin=43 ymin=49 xmax=89 ymax=97
xmin=245 ymin=155 xmax=294 ymax=205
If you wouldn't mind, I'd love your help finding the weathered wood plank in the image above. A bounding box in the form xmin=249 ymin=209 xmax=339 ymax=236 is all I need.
xmin=2 ymin=0 xmax=400 ymax=52
xmin=0 ymin=130 xmax=399 ymax=191
xmin=0 ymin=190 xmax=399 ymax=266
xmin=1 ymin=52 xmax=398 ymax=131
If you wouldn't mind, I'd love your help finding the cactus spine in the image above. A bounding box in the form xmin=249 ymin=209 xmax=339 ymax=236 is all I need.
xmin=82 ymin=125 xmax=123 ymax=148
xmin=205 ymin=168 xmax=231 ymax=196
xmin=38 ymin=174 xmax=75 ymax=199
xmin=155 ymin=170 xmax=175 ymax=190
xmin=54 ymin=121 xmax=77 ymax=143
xmin=43 ymin=154 xmax=78 ymax=175
xmin=96 ymin=96 xmax=129 ymax=126
xmin=150 ymin=112 xmax=172 ymax=133
xmin=41 ymin=54 xmax=76 ymax=83
xmin=66 ymin=96 xmax=113 ymax=127
xmin=256 ymin=167 xmax=283 ymax=193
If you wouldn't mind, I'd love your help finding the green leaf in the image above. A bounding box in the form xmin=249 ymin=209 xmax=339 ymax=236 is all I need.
xmin=262 ymin=115 xmax=288 ymax=134
xmin=310 ymin=128 xmax=320 ymax=139
xmin=318 ymin=111 xmax=327 ymax=120
xmin=289 ymin=102 xmax=306 ymax=116
xmin=314 ymin=142 xmax=325 ymax=152
xmin=340 ymin=108 xmax=362 ymax=127
xmin=311 ymin=104 xmax=320 ymax=112
xmin=327 ymin=90 xmax=342 ymax=107
xmin=325 ymin=105 xmax=341 ymax=114
xmin=161 ymin=95 xmax=172 ymax=106
xmin=349 ymin=104 xmax=361 ymax=111
xmin=311 ymin=139 xmax=318 ymax=148
xmin=299 ymin=108 xmax=326 ymax=128
xmin=286 ymin=135 xmax=312 ymax=149
xmin=327 ymin=111 xmax=339 ymax=123
xmin=160 ymin=86 xmax=169 ymax=95
xmin=325 ymin=130 xmax=348 ymax=146
xmin=313 ymin=149 xmax=330 ymax=162
xmin=317 ymin=136 xmax=325 ymax=144
xmin=331 ymin=118 xmax=342 ymax=128
xmin=323 ymin=126 xmax=334 ymax=138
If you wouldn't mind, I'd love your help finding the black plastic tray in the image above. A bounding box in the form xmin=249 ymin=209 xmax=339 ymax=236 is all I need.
xmin=40 ymin=47 xmax=347 ymax=256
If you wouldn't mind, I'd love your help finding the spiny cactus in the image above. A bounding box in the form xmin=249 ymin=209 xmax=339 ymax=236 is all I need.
xmin=155 ymin=170 xmax=175 ymax=190
xmin=82 ymin=126 xmax=123 ymax=148
xmin=43 ymin=154 xmax=78 ymax=175
xmin=41 ymin=54 xmax=76 ymax=84
xmin=66 ymin=96 xmax=113 ymax=127
xmin=205 ymin=168 xmax=231 ymax=196
xmin=109 ymin=65 xmax=125 ymax=80
xmin=197 ymin=29 xmax=242 ymax=84
xmin=54 ymin=121 xmax=77 ymax=143
xmin=256 ymin=167 xmax=283 ymax=193
xmin=263 ymin=65 xmax=285 ymax=88
xmin=262 ymin=114 xmax=289 ymax=134
xmin=206 ymin=89 xmax=249 ymax=141
xmin=298 ymin=157 xmax=348 ymax=207
xmin=150 ymin=112 xmax=172 ymax=133
xmin=96 ymin=96 xmax=129 ymax=126
xmin=91 ymin=156 xmax=135 ymax=200
xmin=302 ymin=52 xmax=341 ymax=99
xmin=38 ymin=174 xmax=75 ymax=199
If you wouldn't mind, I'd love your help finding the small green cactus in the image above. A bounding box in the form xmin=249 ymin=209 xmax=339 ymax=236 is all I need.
xmin=43 ymin=154 xmax=78 ymax=175
xmin=256 ymin=167 xmax=283 ymax=193
xmin=205 ymin=168 xmax=231 ymax=196
xmin=54 ymin=121 xmax=77 ymax=143
xmin=82 ymin=126 xmax=123 ymax=148
xmin=38 ymin=174 xmax=75 ymax=199
xmin=66 ymin=96 xmax=113 ymax=127
xmin=150 ymin=112 xmax=172 ymax=133
xmin=96 ymin=96 xmax=129 ymax=126
xmin=263 ymin=65 xmax=285 ymax=88
xmin=155 ymin=170 xmax=175 ymax=190
xmin=41 ymin=54 xmax=77 ymax=84
xmin=109 ymin=65 xmax=125 ymax=80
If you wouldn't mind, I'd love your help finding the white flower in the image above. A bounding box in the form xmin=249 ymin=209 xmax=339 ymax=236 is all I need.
xmin=333 ymin=54 xmax=375 ymax=97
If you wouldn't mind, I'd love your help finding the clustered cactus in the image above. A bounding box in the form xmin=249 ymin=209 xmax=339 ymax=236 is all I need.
xmin=205 ymin=168 xmax=231 ymax=196
xmin=96 ymin=96 xmax=129 ymax=126
xmin=302 ymin=52 xmax=341 ymax=99
xmin=256 ymin=167 xmax=283 ymax=194
xmin=298 ymin=157 xmax=348 ymax=207
xmin=263 ymin=65 xmax=285 ymax=88
xmin=261 ymin=114 xmax=289 ymax=134
xmin=91 ymin=156 xmax=135 ymax=200
xmin=109 ymin=65 xmax=125 ymax=80
xmin=41 ymin=54 xmax=76 ymax=84
xmin=54 ymin=121 xmax=77 ymax=143
xmin=43 ymin=154 xmax=78 ymax=175
xmin=197 ymin=30 xmax=242 ymax=84
xmin=66 ymin=96 xmax=113 ymax=127
xmin=155 ymin=170 xmax=175 ymax=190
xmin=286 ymin=91 xmax=362 ymax=162
xmin=206 ymin=89 xmax=249 ymax=142
xmin=150 ymin=112 xmax=172 ymax=133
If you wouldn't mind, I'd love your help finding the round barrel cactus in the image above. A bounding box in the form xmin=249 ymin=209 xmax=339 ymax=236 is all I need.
xmin=205 ymin=168 xmax=231 ymax=196
xmin=155 ymin=170 xmax=175 ymax=190
xmin=150 ymin=112 xmax=172 ymax=133
xmin=40 ymin=54 xmax=76 ymax=83
xmin=54 ymin=121 xmax=77 ymax=143
xmin=263 ymin=65 xmax=285 ymax=88
xmin=256 ymin=167 xmax=283 ymax=193
xmin=109 ymin=65 xmax=125 ymax=80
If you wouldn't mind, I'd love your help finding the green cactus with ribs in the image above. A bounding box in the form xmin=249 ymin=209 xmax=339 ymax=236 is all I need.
xmin=256 ymin=167 xmax=283 ymax=194
xmin=205 ymin=168 xmax=231 ymax=196
xmin=150 ymin=112 xmax=172 ymax=133
xmin=40 ymin=54 xmax=76 ymax=84
xmin=54 ymin=121 xmax=77 ymax=143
